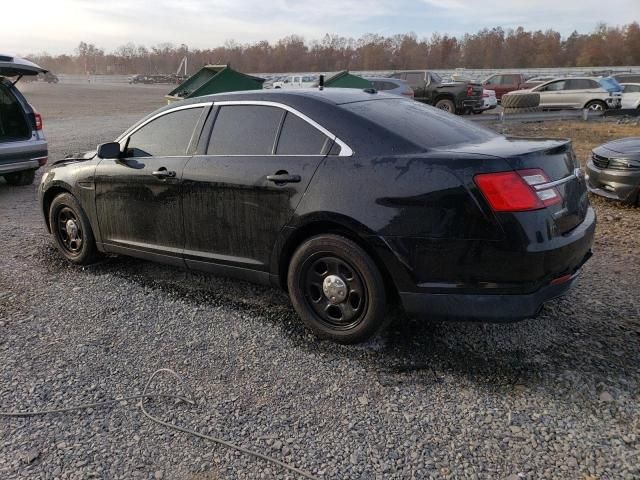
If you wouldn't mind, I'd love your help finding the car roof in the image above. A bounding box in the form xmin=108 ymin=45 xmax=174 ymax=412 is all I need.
xmin=364 ymin=77 xmax=407 ymax=83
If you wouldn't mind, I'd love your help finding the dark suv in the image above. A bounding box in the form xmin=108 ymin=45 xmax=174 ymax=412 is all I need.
xmin=0 ymin=55 xmax=48 ymax=185
xmin=390 ymin=70 xmax=483 ymax=114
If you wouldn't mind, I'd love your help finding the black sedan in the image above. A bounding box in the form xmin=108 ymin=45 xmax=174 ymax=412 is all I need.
xmin=586 ymin=137 xmax=640 ymax=206
xmin=39 ymin=89 xmax=595 ymax=343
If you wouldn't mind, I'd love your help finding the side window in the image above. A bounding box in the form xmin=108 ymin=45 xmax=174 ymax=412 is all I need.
xmin=625 ymin=85 xmax=640 ymax=93
xmin=405 ymin=73 xmax=424 ymax=87
xmin=503 ymin=75 xmax=519 ymax=85
xmin=486 ymin=75 xmax=501 ymax=86
xmin=587 ymin=79 xmax=600 ymax=89
xmin=207 ymin=105 xmax=283 ymax=155
xmin=544 ymin=80 xmax=566 ymax=91
xmin=276 ymin=112 xmax=331 ymax=155
xmin=566 ymin=79 xmax=590 ymax=90
xmin=126 ymin=107 xmax=204 ymax=157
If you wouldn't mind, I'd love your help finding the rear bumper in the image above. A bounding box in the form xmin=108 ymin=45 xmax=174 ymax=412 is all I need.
xmin=400 ymin=256 xmax=588 ymax=321
xmin=462 ymin=98 xmax=484 ymax=109
xmin=586 ymin=161 xmax=640 ymax=204
xmin=0 ymin=159 xmax=41 ymax=174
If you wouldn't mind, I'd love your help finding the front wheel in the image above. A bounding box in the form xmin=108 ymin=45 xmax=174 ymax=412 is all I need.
xmin=287 ymin=234 xmax=387 ymax=344
xmin=4 ymin=169 xmax=35 ymax=186
xmin=49 ymin=193 xmax=99 ymax=265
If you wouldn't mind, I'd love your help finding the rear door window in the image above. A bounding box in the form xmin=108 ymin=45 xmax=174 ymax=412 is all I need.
xmin=126 ymin=107 xmax=204 ymax=157
xmin=207 ymin=105 xmax=284 ymax=155
xmin=276 ymin=112 xmax=331 ymax=155
xmin=543 ymin=80 xmax=566 ymax=91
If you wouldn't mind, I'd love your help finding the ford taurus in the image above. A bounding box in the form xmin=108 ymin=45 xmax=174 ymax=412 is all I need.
xmin=39 ymin=89 xmax=595 ymax=343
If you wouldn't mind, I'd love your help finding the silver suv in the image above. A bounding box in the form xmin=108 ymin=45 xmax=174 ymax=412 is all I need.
xmin=0 ymin=55 xmax=48 ymax=185
xmin=519 ymin=77 xmax=622 ymax=111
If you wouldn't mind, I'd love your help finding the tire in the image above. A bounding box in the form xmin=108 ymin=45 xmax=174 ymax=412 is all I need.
xmin=49 ymin=193 xmax=99 ymax=265
xmin=585 ymin=100 xmax=607 ymax=111
xmin=501 ymin=92 xmax=540 ymax=108
xmin=434 ymin=98 xmax=455 ymax=113
xmin=503 ymin=106 xmax=543 ymax=114
xmin=287 ymin=234 xmax=387 ymax=344
xmin=4 ymin=169 xmax=36 ymax=186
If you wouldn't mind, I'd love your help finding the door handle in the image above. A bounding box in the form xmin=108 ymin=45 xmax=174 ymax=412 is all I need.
xmin=266 ymin=173 xmax=301 ymax=184
xmin=152 ymin=168 xmax=176 ymax=179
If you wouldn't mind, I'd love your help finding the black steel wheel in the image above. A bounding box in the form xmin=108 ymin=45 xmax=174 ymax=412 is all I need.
xmin=49 ymin=193 xmax=99 ymax=265
xmin=288 ymin=234 xmax=387 ymax=344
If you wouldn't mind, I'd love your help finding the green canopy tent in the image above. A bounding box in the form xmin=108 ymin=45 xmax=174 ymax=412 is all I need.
xmin=323 ymin=70 xmax=372 ymax=89
xmin=166 ymin=64 xmax=265 ymax=103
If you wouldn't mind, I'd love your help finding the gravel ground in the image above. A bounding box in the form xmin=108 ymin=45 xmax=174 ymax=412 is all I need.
xmin=0 ymin=83 xmax=639 ymax=479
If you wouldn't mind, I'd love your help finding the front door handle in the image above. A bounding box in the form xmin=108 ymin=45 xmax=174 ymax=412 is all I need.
xmin=266 ymin=173 xmax=301 ymax=184
xmin=152 ymin=168 xmax=176 ymax=179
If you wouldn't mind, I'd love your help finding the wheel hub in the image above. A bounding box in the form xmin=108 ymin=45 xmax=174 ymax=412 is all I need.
xmin=322 ymin=275 xmax=347 ymax=304
xmin=65 ymin=219 xmax=79 ymax=240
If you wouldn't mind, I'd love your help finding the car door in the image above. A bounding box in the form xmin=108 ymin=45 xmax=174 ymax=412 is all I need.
xmin=94 ymin=104 xmax=208 ymax=266
xmin=534 ymin=80 xmax=567 ymax=109
xmin=181 ymin=102 xmax=338 ymax=280
xmin=622 ymin=84 xmax=640 ymax=108
xmin=484 ymin=75 xmax=503 ymax=98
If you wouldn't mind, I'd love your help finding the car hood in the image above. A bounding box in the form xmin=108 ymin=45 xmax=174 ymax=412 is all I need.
xmin=53 ymin=150 xmax=97 ymax=165
xmin=597 ymin=137 xmax=640 ymax=155
xmin=0 ymin=54 xmax=47 ymax=77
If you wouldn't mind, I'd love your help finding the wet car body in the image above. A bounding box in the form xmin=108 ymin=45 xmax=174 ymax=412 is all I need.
xmin=586 ymin=137 xmax=640 ymax=205
xmin=39 ymin=89 xmax=595 ymax=333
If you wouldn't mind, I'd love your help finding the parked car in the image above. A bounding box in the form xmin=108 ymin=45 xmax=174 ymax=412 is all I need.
xmin=517 ymin=77 xmax=622 ymax=111
xmin=620 ymin=83 xmax=640 ymax=109
xmin=43 ymin=72 xmax=59 ymax=84
xmin=0 ymin=55 xmax=48 ymax=186
xmin=482 ymin=73 xmax=530 ymax=100
xmin=363 ymin=77 xmax=413 ymax=97
xmin=472 ymin=89 xmax=498 ymax=114
xmin=612 ymin=73 xmax=640 ymax=84
xmin=272 ymin=75 xmax=317 ymax=89
xmin=520 ymin=76 xmax=557 ymax=89
xmin=39 ymin=89 xmax=595 ymax=343
xmin=586 ymin=137 xmax=640 ymax=205
xmin=390 ymin=70 xmax=483 ymax=114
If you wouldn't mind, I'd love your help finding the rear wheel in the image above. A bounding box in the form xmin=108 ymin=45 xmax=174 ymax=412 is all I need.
xmin=287 ymin=234 xmax=387 ymax=344
xmin=585 ymin=100 xmax=607 ymax=111
xmin=435 ymin=98 xmax=455 ymax=113
xmin=49 ymin=193 xmax=99 ymax=265
xmin=4 ymin=169 xmax=35 ymax=186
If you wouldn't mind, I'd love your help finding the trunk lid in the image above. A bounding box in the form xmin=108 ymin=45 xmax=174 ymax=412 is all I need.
xmin=0 ymin=54 xmax=47 ymax=80
xmin=437 ymin=136 xmax=589 ymax=234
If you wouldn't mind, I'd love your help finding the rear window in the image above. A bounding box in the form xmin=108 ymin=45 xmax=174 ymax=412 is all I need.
xmin=342 ymin=99 xmax=498 ymax=149
xmin=276 ymin=112 xmax=330 ymax=155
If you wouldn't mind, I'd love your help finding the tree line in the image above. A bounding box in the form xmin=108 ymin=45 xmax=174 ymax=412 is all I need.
xmin=29 ymin=23 xmax=640 ymax=75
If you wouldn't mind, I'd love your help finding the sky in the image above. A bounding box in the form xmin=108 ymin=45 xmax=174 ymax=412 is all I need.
xmin=2 ymin=0 xmax=639 ymax=55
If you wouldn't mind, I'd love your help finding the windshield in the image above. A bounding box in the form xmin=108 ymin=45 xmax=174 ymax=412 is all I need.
xmin=599 ymin=77 xmax=622 ymax=92
xmin=343 ymin=98 xmax=498 ymax=149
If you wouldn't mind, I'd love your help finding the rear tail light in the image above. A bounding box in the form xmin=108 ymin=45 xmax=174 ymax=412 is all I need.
xmin=36 ymin=156 xmax=48 ymax=166
xmin=34 ymin=112 xmax=43 ymax=130
xmin=402 ymin=89 xmax=414 ymax=97
xmin=466 ymin=85 xmax=473 ymax=97
xmin=474 ymin=169 xmax=561 ymax=212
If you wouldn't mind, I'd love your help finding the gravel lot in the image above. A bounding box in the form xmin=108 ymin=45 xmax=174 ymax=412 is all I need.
xmin=1 ymin=83 xmax=639 ymax=480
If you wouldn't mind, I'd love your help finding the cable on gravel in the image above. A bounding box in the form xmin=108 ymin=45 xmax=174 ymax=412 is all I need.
xmin=0 ymin=368 xmax=320 ymax=480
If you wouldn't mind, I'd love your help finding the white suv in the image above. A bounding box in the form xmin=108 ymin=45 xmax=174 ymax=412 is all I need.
xmin=519 ymin=77 xmax=622 ymax=111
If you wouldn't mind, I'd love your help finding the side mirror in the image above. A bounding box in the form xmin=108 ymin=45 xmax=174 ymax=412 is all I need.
xmin=97 ymin=142 xmax=121 ymax=159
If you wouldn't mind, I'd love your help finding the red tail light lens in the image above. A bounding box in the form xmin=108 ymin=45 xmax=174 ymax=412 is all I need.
xmin=474 ymin=169 xmax=562 ymax=212
xmin=34 ymin=112 xmax=43 ymax=130
xmin=467 ymin=85 xmax=473 ymax=97
xmin=402 ymin=89 xmax=414 ymax=97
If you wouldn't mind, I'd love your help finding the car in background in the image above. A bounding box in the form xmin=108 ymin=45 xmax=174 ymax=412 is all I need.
xmin=482 ymin=73 xmax=530 ymax=100
xmin=620 ymin=83 xmax=640 ymax=109
xmin=39 ymin=88 xmax=594 ymax=344
xmin=272 ymin=75 xmax=317 ymax=89
xmin=391 ymin=70 xmax=483 ymax=114
xmin=520 ymin=76 xmax=557 ymax=89
xmin=473 ymin=89 xmax=498 ymax=114
xmin=0 ymin=55 xmax=48 ymax=186
xmin=612 ymin=73 xmax=640 ymax=84
xmin=43 ymin=72 xmax=59 ymax=84
xmin=518 ymin=77 xmax=622 ymax=111
xmin=363 ymin=77 xmax=413 ymax=97
xmin=586 ymin=137 xmax=640 ymax=206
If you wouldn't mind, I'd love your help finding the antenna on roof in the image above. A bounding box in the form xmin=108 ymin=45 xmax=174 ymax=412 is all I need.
xmin=318 ymin=74 xmax=324 ymax=91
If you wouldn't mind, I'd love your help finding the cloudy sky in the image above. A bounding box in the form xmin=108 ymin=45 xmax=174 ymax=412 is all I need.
xmin=2 ymin=0 xmax=638 ymax=55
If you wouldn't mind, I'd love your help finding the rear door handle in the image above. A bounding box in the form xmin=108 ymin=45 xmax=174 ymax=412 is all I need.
xmin=266 ymin=173 xmax=301 ymax=184
xmin=152 ymin=168 xmax=176 ymax=179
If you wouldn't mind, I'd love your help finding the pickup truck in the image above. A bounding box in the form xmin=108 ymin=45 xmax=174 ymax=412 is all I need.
xmin=390 ymin=70 xmax=483 ymax=114
xmin=482 ymin=73 xmax=531 ymax=101
xmin=272 ymin=74 xmax=317 ymax=89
